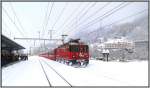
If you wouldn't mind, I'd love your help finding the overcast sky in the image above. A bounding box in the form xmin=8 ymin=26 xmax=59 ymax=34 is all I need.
xmin=2 ymin=2 xmax=148 ymax=52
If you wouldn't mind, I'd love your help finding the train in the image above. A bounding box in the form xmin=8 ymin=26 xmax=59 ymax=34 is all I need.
xmin=39 ymin=39 xmax=89 ymax=67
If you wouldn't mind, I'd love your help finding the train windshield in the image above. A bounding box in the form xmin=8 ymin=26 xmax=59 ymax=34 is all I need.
xmin=69 ymin=45 xmax=88 ymax=52
xmin=70 ymin=45 xmax=79 ymax=52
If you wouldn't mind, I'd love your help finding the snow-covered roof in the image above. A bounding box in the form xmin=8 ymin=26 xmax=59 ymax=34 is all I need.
xmin=102 ymin=49 xmax=110 ymax=53
xmin=105 ymin=37 xmax=133 ymax=44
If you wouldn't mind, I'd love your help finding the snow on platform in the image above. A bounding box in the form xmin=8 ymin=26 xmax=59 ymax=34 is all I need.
xmin=2 ymin=56 xmax=148 ymax=86
xmin=2 ymin=56 xmax=50 ymax=86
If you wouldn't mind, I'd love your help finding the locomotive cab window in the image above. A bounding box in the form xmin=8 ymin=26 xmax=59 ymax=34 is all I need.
xmin=69 ymin=45 xmax=79 ymax=52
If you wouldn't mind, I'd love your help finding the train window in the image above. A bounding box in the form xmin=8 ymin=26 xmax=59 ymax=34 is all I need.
xmin=70 ymin=45 xmax=79 ymax=52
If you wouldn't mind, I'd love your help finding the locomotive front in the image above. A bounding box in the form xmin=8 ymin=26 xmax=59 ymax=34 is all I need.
xmin=69 ymin=43 xmax=89 ymax=66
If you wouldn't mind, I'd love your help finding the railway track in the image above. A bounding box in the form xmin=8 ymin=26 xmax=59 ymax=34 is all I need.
xmin=39 ymin=59 xmax=73 ymax=87
xmin=38 ymin=60 xmax=52 ymax=87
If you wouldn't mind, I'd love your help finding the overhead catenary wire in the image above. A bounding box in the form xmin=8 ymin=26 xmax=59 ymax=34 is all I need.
xmin=78 ymin=2 xmax=111 ymax=26
xmin=9 ymin=3 xmax=28 ymax=36
xmin=54 ymin=3 xmax=82 ymax=35
xmin=76 ymin=2 xmax=127 ymax=30
xmin=9 ymin=2 xmax=31 ymax=45
xmin=39 ymin=2 xmax=50 ymax=49
xmin=66 ymin=2 xmax=127 ymax=35
xmin=2 ymin=6 xmax=31 ymax=49
xmin=51 ymin=2 xmax=68 ymax=31
xmin=60 ymin=2 xmax=92 ymax=33
xmin=87 ymin=9 xmax=148 ymax=35
xmin=54 ymin=2 xmax=92 ymax=38
xmin=2 ymin=7 xmax=25 ymax=37
xmin=41 ymin=2 xmax=50 ymax=38
xmin=77 ymin=2 xmax=97 ymax=23
xmin=81 ymin=2 xmax=131 ymax=29
xmin=70 ymin=2 xmax=97 ymax=35
xmin=42 ymin=2 xmax=54 ymax=38
xmin=60 ymin=2 xmax=111 ymax=36
xmin=43 ymin=2 xmax=50 ymax=27
xmin=54 ymin=3 xmax=85 ymax=38
xmin=41 ymin=2 xmax=68 ymax=49
xmin=67 ymin=2 xmax=131 ymax=35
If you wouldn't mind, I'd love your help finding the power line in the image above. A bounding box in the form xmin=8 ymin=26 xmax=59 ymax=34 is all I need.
xmin=67 ymin=2 xmax=131 ymax=35
xmin=9 ymin=3 xmax=31 ymax=46
xmin=45 ymin=2 xmax=54 ymax=29
xmin=54 ymin=3 xmax=84 ymax=38
xmin=55 ymin=3 xmax=82 ymax=35
xmin=66 ymin=2 xmax=126 ymax=35
xmin=2 ymin=7 xmax=25 ymax=37
xmin=61 ymin=2 xmax=91 ymax=32
xmin=68 ymin=2 xmax=97 ymax=35
xmin=48 ymin=2 xmax=68 ymax=40
xmin=51 ymin=2 xmax=68 ymax=30
xmin=78 ymin=2 xmax=126 ymax=29
xmin=78 ymin=2 xmax=111 ymax=26
xmin=83 ymin=2 xmax=130 ymax=28
xmin=54 ymin=2 xmax=91 ymax=38
xmin=9 ymin=3 xmax=28 ymax=36
xmin=77 ymin=2 xmax=97 ymax=23
xmin=60 ymin=2 xmax=111 ymax=35
xmin=41 ymin=2 xmax=50 ymax=37
xmin=42 ymin=2 xmax=54 ymax=38
xmin=87 ymin=9 xmax=147 ymax=35
xmin=43 ymin=2 xmax=50 ymax=26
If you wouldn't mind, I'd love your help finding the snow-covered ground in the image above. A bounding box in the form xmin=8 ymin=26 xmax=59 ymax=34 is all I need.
xmin=2 ymin=56 xmax=148 ymax=86
xmin=2 ymin=56 xmax=49 ymax=86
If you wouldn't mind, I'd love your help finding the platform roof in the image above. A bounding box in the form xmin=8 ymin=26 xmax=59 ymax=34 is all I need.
xmin=2 ymin=35 xmax=25 ymax=50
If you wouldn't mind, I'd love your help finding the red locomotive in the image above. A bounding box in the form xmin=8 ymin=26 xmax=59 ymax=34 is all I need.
xmin=40 ymin=39 xmax=89 ymax=67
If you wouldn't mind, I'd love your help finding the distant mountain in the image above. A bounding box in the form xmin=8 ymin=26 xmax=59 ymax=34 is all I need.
xmin=76 ymin=15 xmax=148 ymax=43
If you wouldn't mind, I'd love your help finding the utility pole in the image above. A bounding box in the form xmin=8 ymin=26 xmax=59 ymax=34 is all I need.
xmin=48 ymin=30 xmax=54 ymax=39
xmin=30 ymin=47 xmax=32 ymax=55
xmin=34 ymin=40 xmax=35 ymax=46
xmin=38 ymin=31 xmax=41 ymax=52
xmin=38 ymin=31 xmax=40 ymax=40
xmin=44 ymin=40 xmax=45 ymax=51
xmin=61 ymin=34 xmax=68 ymax=44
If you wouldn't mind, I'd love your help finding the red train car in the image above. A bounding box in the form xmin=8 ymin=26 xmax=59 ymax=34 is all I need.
xmin=40 ymin=39 xmax=89 ymax=67
xmin=40 ymin=51 xmax=55 ymax=61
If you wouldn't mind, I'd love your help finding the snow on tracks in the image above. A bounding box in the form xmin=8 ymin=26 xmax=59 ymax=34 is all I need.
xmin=39 ymin=59 xmax=72 ymax=86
